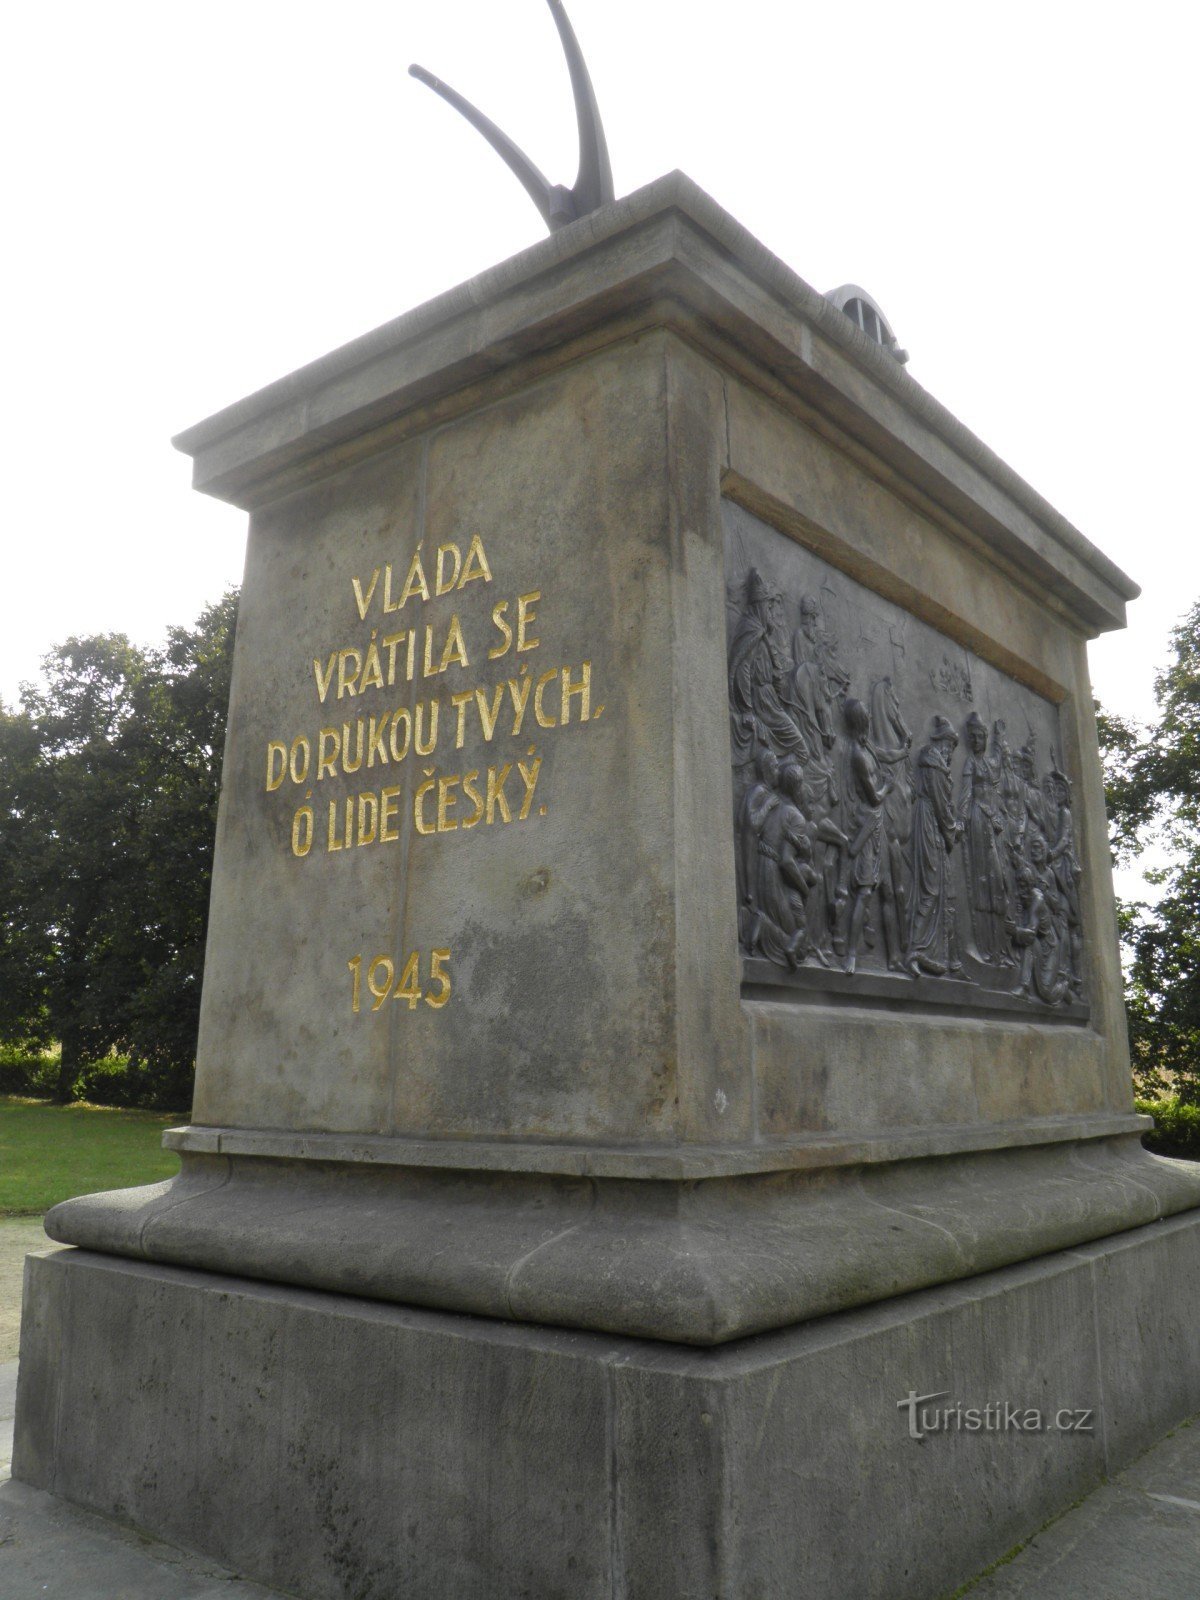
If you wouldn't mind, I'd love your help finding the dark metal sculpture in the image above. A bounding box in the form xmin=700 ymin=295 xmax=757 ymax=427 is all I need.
xmin=410 ymin=0 xmax=614 ymax=233
xmin=726 ymin=525 xmax=1087 ymax=1011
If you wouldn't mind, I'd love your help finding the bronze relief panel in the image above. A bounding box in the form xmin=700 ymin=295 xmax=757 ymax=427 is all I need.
xmin=724 ymin=500 xmax=1086 ymax=1019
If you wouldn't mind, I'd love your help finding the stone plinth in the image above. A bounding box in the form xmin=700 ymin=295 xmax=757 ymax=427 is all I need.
xmin=18 ymin=1212 xmax=1200 ymax=1600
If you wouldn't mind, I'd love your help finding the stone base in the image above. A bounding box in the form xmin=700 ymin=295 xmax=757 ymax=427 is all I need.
xmin=16 ymin=1210 xmax=1200 ymax=1600
xmin=41 ymin=1133 xmax=1200 ymax=1344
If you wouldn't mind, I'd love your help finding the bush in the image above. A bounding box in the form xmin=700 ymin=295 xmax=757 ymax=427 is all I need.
xmin=0 ymin=1043 xmax=60 ymax=1097
xmin=1137 ymin=1096 xmax=1200 ymax=1161
xmin=0 ymin=1042 xmax=192 ymax=1113
xmin=72 ymin=1054 xmax=192 ymax=1115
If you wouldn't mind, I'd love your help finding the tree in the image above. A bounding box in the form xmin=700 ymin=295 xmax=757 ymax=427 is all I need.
xmin=0 ymin=591 xmax=238 ymax=1107
xmin=120 ymin=592 xmax=238 ymax=1103
xmin=1099 ymin=598 xmax=1200 ymax=1099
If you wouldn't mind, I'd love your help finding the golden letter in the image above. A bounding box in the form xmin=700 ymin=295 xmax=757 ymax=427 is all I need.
xmin=342 ymin=720 xmax=365 ymax=775
xmin=313 ymin=654 xmax=337 ymax=704
xmin=399 ymin=546 xmax=431 ymax=607
xmin=507 ymin=675 xmax=533 ymax=736
xmin=486 ymin=763 xmax=513 ymax=825
xmin=450 ymin=691 xmax=473 ymax=749
xmin=265 ymin=741 xmax=287 ymax=792
xmin=337 ymin=649 xmax=362 ymax=700
xmin=382 ymin=631 xmax=406 ymax=685
xmin=360 ymin=637 xmax=385 ymax=693
xmin=461 ymin=771 xmax=484 ymax=828
xmin=488 ymin=600 xmax=512 ymax=660
xmin=459 ymin=534 xmax=493 ymax=588
xmin=351 ymin=569 xmax=381 ymax=621
xmin=289 ymin=736 xmax=311 ymax=786
xmin=291 ymin=806 xmax=314 ymax=858
xmin=438 ymin=615 xmax=469 ymax=674
xmin=534 ymin=669 xmax=559 ymax=729
xmin=435 ymin=543 xmax=463 ymax=595
xmin=327 ymin=800 xmax=344 ymax=853
xmin=318 ymin=727 xmax=341 ymax=781
xmin=367 ymin=716 xmax=388 ymax=768
xmin=414 ymin=699 xmax=440 ymax=757
xmin=516 ymin=592 xmax=540 ymax=653
xmin=357 ymin=792 xmax=379 ymax=847
xmin=414 ymin=772 xmax=437 ymax=835
xmin=561 ymin=662 xmax=592 ymax=725
xmin=389 ymin=708 xmax=412 ymax=762
xmin=475 ymin=683 xmax=505 ymax=741
xmin=517 ymin=757 xmax=542 ymax=820
xmin=437 ymin=774 xmax=460 ymax=833
xmin=381 ymin=786 xmax=402 ymax=842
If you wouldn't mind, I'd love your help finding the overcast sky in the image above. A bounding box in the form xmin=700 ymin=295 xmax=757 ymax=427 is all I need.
xmin=2 ymin=0 xmax=1196 ymax=729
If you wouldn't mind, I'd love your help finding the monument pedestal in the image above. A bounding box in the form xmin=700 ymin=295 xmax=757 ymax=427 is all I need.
xmin=18 ymin=1212 xmax=1200 ymax=1600
xmin=16 ymin=174 xmax=1200 ymax=1596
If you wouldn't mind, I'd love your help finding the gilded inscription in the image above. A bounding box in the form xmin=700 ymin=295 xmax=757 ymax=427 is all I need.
xmin=348 ymin=949 xmax=452 ymax=1013
xmin=263 ymin=535 xmax=604 ymax=862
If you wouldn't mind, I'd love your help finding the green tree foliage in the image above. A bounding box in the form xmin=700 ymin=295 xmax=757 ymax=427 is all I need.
xmin=0 ymin=592 xmax=237 ymax=1108
xmin=1098 ymin=599 xmax=1200 ymax=1099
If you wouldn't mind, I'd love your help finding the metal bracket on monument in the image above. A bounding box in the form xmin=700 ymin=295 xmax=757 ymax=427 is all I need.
xmin=410 ymin=0 xmax=615 ymax=233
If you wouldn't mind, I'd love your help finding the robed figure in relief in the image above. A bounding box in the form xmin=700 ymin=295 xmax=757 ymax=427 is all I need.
xmin=958 ymin=712 xmax=1013 ymax=965
xmin=727 ymin=570 xmax=809 ymax=770
xmin=906 ymin=717 xmax=963 ymax=977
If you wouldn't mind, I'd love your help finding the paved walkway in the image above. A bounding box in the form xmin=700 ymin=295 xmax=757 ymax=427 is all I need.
xmin=0 ymin=1218 xmax=54 ymax=1363
xmin=962 ymin=1416 xmax=1200 ymax=1597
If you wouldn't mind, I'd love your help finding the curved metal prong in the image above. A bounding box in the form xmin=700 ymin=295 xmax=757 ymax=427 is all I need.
xmin=408 ymin=64 xmax=560 ymax=229
xmin=545 ymin=0 xmax=614 ymax=216
xmin=409 ymin=1 xmax=613 ymax=234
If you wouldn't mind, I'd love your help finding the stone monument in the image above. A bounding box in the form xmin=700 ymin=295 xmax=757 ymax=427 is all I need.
xmin=15 ymin=170 xmax=1200 ymax=1597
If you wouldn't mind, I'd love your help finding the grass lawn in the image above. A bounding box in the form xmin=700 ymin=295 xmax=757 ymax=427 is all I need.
xmin=0 ymin=1096 xmax=181 ymax=1216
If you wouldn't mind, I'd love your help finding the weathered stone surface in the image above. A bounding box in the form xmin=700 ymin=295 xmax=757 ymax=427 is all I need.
xmin=19 ymin=1217 xmax=1200 ymax=1600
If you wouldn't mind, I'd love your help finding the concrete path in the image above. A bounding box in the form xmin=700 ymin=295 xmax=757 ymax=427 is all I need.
xmin=0 ymin=1217 xmax=54 ymax=1363
xmin=962 ymin=1415 xmax=1200 ymax=1597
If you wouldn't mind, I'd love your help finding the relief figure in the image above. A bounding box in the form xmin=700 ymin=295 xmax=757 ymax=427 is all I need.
xmin=786 ymin=594 xmax=846 ymax=808
xmin=754 ymin=763 xmax=821 ymax=968
xmin=727 ymin=570 xmax=809 ymax=767
xmin=736 ymin=746 xmax=780 ymax=952
xmin=958 ymin=712 xmax=1014 ymax=965
xmin=905 ymin=717 xmax=964 ymax=977
xmin=835 ymin=698 xmax=892 ymax=975
xmin=1044 ymin=766 xmax=1083 ymax=997
xmin=869 ymin=676 xmax=913 ymax=970
xmin=1008 ymin=865 xmax=1070 ymax=1006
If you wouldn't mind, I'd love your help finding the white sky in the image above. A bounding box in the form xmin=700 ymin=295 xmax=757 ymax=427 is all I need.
xmin=2 ymin=0 xmax=1197 ymax=728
